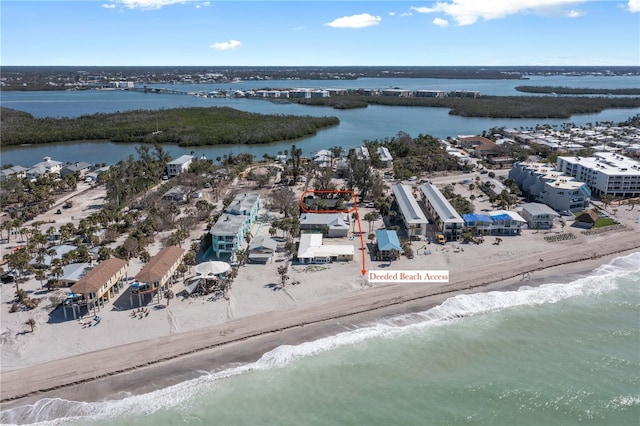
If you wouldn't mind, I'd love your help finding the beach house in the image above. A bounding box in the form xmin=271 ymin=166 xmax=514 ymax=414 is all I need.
xmin=374 ymin=229 xmax=401 ymax=261
xmin=210 ymin=214 xmax=249 ymax=258
xmin=487 ymin=210 xmax=527 ymax=235
xmin=27 ymin=156 xmax=63 ymax=180
xmin=519 ymin=203 xmax=560 ymax=230
xmin=209 ymin=193 xmax=261 ymax=258
xmin=462 ymin=213 xmax=494 ymax=235
xmin=299 ymin=213 xmax=350 ymax=238
xmin=65 ymin=258 xmax=128 ymax=318
xmin=225 ymin=193 xmax=261 ymax=225
xmin=0 ymin=165 xmax=28 ymax=181
xmin=60 ymin=162 xmax=93 ymax=179
xmin=297 ymin=233 xmax=354 ymax=264
xmin=376 ymin=146 xmax=393 ymax=167
xmin=166 ymin=155 xmax=194 ymax=178
xmin=248 ymin=236 xmax=278 ymax=264
xmin=132 ymin=246 xmax=185 ymax=305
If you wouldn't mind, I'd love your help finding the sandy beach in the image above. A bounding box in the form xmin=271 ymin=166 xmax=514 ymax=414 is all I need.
xmin=1 ymin=177 xmax=639 ymax=409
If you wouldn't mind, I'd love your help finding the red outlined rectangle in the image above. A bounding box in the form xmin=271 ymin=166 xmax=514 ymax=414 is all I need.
xmin=300 ymin=190 xmax=358 ymax=214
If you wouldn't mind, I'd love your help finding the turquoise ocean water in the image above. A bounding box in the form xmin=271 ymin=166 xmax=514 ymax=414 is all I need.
xmin=2 ymin=252 xmax=639 ymax=425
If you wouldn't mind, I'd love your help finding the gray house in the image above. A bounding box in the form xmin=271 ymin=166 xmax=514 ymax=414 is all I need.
xmin=300 ymin=213 xmax=350 ymax=238
xmin=248 ymin=236 xmax=278 ymax=263
xmin=519 ymin=203 xmax=560 ymax=230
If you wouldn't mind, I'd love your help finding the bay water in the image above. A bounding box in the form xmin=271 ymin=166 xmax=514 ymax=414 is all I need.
xmin=1 ymin=75 xmax=639 ymax=167
xmin=1 ymin=75 xmax=639 ymax=425
xmin=2 ymin=252 xmax=638 ymax=425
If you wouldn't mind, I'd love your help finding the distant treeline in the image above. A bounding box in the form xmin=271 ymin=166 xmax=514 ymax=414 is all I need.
xmin=515 ymin=86 xmax=640 ymax=95
xmin=0 ymin=107 xmax=340 ymax=146
xmin=289 ymin=95 xmax=640 ymax=118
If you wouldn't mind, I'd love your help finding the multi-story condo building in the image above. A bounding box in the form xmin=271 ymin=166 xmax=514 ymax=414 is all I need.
xmin=556 ymin=152 xmax=640 ymax=198
xmin=509 ymin=162 xmax=591 ymax=212
xmin=419 ymin=183 xmax=465 ymax=241
xmin=391 ymin=184 xmax=429 ymax=239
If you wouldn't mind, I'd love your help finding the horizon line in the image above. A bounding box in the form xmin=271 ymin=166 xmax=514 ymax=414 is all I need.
xmin=2 ymin=64 xmax=639 ymax=68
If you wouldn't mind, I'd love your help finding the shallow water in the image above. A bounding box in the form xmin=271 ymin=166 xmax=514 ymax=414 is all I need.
xmin=3 ymin=252 xmax=639 ymax=425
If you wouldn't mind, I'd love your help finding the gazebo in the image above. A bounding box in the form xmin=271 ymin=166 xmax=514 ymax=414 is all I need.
xmin=184 ymin=261 xmax=231 ymax=296
xmin=194 ymin=261 xmax=231 ymax=277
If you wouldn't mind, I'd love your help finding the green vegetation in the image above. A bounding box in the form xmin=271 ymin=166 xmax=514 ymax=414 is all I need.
xmin=0 ymin=106 xmax=339 ymax=147
xmin=289 ymin=94 xmax=640 ymax=118
xmin=594 ymin=217 xmax=616 ymax=228
xmin=381 ymin=132 xmax=460 ymax=180
xmin=440 ymin=186 xmax=474 ymax=215
xmin=515 ymin=86 xmax=640 ymax=95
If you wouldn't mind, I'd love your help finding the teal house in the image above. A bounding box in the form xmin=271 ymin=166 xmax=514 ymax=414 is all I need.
xmin=375 ymin=229 xmax=401 ymax=261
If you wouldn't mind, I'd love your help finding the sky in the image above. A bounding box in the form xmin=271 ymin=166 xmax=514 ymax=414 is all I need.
xmin=1 ymin=0 xmax=639 ymax=66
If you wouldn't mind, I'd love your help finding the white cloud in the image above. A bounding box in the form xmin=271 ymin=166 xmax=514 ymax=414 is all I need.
xmin=411 ymin=0 xmax=586 ymax=26
xmin=108 ymin=0 xmax=209 ymax=10
xmin=209 ymin=40 xmax=241 ymax=51
xmin=566 ymin=9 xmax=584 ymax=17
xmin=389 ymin=12 xmax=396 ymax=16
xmin=324 ymin=13 xmax=382 ymax=29
xmin=628 ymin=0 xmax=640 ymax=13
xmin=433 ymin=17 xmax=449 ymax=27
xmin=102 ymin=3 xmax=117 ymax=8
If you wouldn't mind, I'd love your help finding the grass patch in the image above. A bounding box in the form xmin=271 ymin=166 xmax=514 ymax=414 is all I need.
xmin=594 ymin=217 xmax=616 ymax=228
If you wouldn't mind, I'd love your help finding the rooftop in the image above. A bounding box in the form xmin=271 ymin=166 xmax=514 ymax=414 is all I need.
xmin=70 ymin=258 xmax=128 ymax=295
xmin=135 ymin=246 xmax=185 ymax=283
xmin=210 ymin=214 xmax=246 ymax=236
xmin=391 ymin=184 xmax=428 ymax=225
xmin=419 ymin=183 xmax=464 ymax=223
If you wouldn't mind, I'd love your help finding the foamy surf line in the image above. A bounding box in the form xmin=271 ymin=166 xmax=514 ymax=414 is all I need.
xmin=3 ymin=252 xmax=638 ymax=425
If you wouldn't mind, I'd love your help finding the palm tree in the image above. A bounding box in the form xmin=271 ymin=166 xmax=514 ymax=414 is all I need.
xmin=364 ymin=211 xmax=380 ymax=233
xmin=235 ymin=249 xmax=248 ymax=266
xmin=164 ymin=289 xmax=174 ymax=306
xmin=277 ymin=264 xmax=289 ymax=288
xmin=35 ymin=269 xmax=46 ymax=288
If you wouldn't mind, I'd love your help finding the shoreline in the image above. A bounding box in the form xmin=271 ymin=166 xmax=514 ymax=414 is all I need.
xmin=2 ymin=243 xmax=637 ymax=410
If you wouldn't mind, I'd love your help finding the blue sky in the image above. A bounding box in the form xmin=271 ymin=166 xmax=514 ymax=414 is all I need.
xmin=1 ymin=0 xmax=639 ymax=66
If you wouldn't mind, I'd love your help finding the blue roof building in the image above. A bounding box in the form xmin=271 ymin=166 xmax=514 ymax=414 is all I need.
xmin=375 ymin=229 xmax=401 ymax=261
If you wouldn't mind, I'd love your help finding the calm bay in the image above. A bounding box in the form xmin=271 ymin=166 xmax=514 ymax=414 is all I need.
xmin=1 ymin=75 xmax=639 ymax=167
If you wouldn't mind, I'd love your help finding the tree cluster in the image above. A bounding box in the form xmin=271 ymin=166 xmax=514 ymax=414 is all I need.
xmin=0 ymin=106 xmax=340 ymax=147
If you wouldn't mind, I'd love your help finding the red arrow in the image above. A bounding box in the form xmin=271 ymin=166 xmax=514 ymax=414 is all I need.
xmin=354 ymin=204 xmax=367 ymax=276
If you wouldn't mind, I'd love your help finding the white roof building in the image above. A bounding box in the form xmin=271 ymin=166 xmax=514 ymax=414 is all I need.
xmin=355 ymin=146 xmax=370 ymax=161
xmin=556 ymin=152 xmax=640 ymax=198
xmin=300 ymin=213 xmax=350 ymax=238
xmin=297 ymin=234 xmax=354 ymax=264
xmin=166 ymin=155 xmax=194 ymax=177
xmin=27 ymin=157 xmax=62 ymax=179
xmin=419 ymin=183 xmax=465 ymax=241
xmin=376 ymin=146 xmax=393 ymax=165
xmin=391 ymin=184 xmax=429 ymax=239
